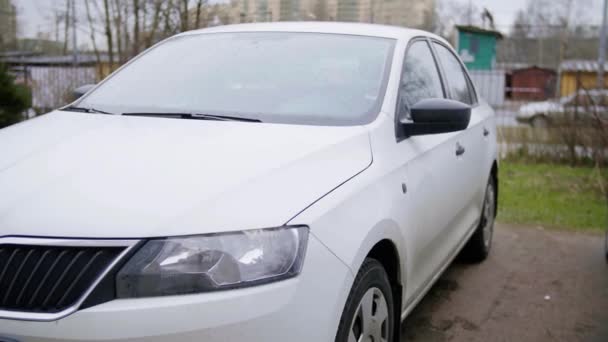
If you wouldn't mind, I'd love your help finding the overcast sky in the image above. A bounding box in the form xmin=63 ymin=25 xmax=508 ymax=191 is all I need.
xmin=14 ymin=0 xmax=605 ymax=42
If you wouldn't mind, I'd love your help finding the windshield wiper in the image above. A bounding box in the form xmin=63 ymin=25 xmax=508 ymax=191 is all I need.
xmin=62 ymin=106 xmax=113 ymax=114
xmin=122 ymin=112 xmax=262 ymax=123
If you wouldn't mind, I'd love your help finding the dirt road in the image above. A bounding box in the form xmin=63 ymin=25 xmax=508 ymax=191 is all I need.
xmin=402 ymin=223 xmax=608 ymax=342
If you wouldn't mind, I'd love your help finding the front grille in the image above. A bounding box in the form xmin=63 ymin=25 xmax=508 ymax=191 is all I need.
xmin=0 ymin=244 xmax=125 ymax=313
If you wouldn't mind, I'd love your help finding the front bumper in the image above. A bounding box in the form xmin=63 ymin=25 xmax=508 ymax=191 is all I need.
xmin=0 ymin=234 xmax=353 ymax=342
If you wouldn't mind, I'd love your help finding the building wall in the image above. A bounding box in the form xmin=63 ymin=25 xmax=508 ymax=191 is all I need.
xmin=458 ymin=32 xmax=497 ymax=70
xmin=335 ymin=0 xmax=359 ymax=22
xmin=229 ymin=0 xmax=433 ymax=27
xmin=345 ymin=0 xmax=434 ymax=27
xmin=15 ymin=66 xmax=98 ymax=111
xmin=560 ymin=72 xmax=608 ymax=97
xmin=511 ymin=68 xmax=556 ymax=101
xmin=0 ymin=0 xmax=17 ymax=49
xmin=469 ymin=70 xmax=505 ymax=106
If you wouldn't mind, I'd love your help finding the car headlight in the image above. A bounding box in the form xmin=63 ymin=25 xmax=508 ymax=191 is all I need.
xmin=116 ymin=226 xmax=308 ymax=298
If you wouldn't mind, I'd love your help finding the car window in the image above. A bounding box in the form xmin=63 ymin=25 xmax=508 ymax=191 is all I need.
xmin=399 ymin=40 xmax=444 ymax=118
xmin=433 ymin=43 xmax=473 ymax=105
xmin=76 ymin=32 xmax=395 ymax=126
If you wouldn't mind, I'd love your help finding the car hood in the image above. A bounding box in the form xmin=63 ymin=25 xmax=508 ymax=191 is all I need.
xmin=517 ymin=101 xmax=563 ymax=118
xmin=0 ymin=111 xmax=372 ymax=238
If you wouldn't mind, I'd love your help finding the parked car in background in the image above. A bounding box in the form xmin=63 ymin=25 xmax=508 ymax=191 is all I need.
xmin=517 ymin=89 xmax=608 ymax=127
xmin=0 ymin=23 xmax=497 ymax=342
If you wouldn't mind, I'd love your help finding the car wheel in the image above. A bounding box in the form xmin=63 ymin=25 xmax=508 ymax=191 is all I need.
xmin=531 ymin=115 xmax=549 ymax=128
xmin=462 ymin=176 xmax=496 ymax=262
xmin=335 ymin=258 xmax=394 ymax=342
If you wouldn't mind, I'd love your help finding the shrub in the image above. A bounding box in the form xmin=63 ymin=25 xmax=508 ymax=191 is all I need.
xmin=0 ymin=63 xmax=32 ymax=129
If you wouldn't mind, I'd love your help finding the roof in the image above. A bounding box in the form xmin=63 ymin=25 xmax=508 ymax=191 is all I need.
xmin=0 ymin=54 xmax=109 ymax=66
xmin=560 ymin=59 xmax=608 ymax=72
xmin=179 ymin=22 xmax=448 ymax=43
xmin=496 ymin=62 xmax=532 ymax=71
xmin=512 ymin=66 xmax=556 ymax=74
xmin=0 ymin=51 xmax=41 ymax=58
xmin=455 ymin=25 xmax=503 ymax=39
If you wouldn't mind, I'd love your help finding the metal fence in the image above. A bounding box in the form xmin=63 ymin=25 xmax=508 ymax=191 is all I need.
xmin=5 ymin=57 xmax=606 ymax=164
xmin=473 ymin=68 xmax=608 ymax=164
xmin=10 ymin=65 xmax=97 ymax=114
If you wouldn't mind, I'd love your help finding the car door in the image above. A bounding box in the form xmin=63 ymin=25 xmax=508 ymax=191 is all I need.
xmin=432 ymin=42 xmax=486 ymax=238
xmin=391 ymin=39 xmax=471 ymax=305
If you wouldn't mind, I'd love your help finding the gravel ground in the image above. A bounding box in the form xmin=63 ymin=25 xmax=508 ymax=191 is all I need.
xmin=401 ymin=223 xmax=608 ymax=342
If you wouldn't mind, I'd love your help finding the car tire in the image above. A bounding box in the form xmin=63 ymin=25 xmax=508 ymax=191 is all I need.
xmin=335 ymin=258 xmax=395 ymax=342
xmin=462 ymin=175 xmax=497 ymax=263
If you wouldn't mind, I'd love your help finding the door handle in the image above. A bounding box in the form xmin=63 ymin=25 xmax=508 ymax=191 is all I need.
xmin=455 ymin=143 xmax=465 ymax=156
xmin=483 ymin=127 xmax=490 ymax=137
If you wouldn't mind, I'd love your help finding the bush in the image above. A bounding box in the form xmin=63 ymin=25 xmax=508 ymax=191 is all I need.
xmin=499 ymin=88 xmax=608 ymax=167
xmin=0 ymin=63 xmax=32 ymax=129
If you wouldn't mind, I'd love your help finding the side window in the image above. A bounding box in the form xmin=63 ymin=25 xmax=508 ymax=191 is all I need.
xmin=433 ymin=43 xmax=473 ymax=105
xmin=399 ymin=40 xmax=444 ymax=117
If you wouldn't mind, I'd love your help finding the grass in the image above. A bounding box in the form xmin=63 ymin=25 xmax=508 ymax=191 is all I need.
xmin=498 ymin=161 xmax=608 ymax=231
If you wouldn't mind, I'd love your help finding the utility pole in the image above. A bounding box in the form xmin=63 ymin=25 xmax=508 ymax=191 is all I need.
xmin=72 ymin=0 xmax=78 ymax=67
xmin=599 ymin=0 xmax=607 ymax=90
xmin=468 ymin=0 xmax=473 ymax=26
xmin=63 ymin=0 xmax=70 ymax=54
xmin=54 ymin=11 xmax=60 ymax=43
xmin=538 ymin=26 xmax=544 ymax=67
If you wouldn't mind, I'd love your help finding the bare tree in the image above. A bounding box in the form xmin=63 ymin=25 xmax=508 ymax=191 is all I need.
xmin=79 ymin=0 xmax=217 ymax=64
xmin=313 ymin=0 xmax=328 ymax=21
xmin=112 ymin=0 xmax=124 ymax=63
xmin=163 ymin=0 xmax=175 ymax=36
xmin=195 ymin=0 xmax=206 ymax=28
xmin=501 ymin=0 xmax=599 ymax=69
xmin=122 ymin=1 xmax=132 ymax=60
xmin=84 ymin=0 xmax=103 ymax=77
xmin=511 ymin=10 xmax=531 ymax=39
xmin=556 ymin=0 xmax=574 ymax=75
xmin=581 ymin=89 xmax=608 ymax=225
xmin=179 ymin=0 xmax=189 ymax=32
xmin=431 ymin=0 xmax=482 ymax=39
xmin=102 ymin=0 xmax=114 ymax=67
xmin=145 ymin=0 xmax=164 ymax=48
xmin=133 ymin=0 xmax=141 ymax=55
xmin=63 ymin=0 xmax=70 ymax=54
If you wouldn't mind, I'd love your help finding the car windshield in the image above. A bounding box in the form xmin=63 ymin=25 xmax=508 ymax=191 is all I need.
xmin=76 ymin=32 xmax=396 ymax=126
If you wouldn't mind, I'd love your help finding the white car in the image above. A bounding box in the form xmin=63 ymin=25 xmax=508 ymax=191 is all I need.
xmin=517 ymin=89 xmax=608 ymax=127
xmin=0 ymin=23 xmax=497 ymax=342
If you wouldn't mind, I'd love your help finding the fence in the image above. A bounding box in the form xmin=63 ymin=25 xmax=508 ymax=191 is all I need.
xmin=11 ymin=65 xmax=97 ymax=113
xmin=470 ymin=70 xmax=506 ymax=106
xmin=474 ymin=68 xmax=608 ymax=165
xmin=4 ymin=54 xmax=607 ymax=165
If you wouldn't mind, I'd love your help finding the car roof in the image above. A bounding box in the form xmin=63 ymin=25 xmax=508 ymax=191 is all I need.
xmin=178 ymin=22 xmax=448 ymax=45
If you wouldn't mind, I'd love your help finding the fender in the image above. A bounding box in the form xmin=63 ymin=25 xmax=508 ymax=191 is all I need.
xmin=288 ymin=168 xmax=409 ymax=308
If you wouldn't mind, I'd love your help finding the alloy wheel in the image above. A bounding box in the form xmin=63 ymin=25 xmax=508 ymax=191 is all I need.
xmin=482 ymin=182 xmax=496 ymax=249
xmin=348 ymin=287 xmax=390 ymax=342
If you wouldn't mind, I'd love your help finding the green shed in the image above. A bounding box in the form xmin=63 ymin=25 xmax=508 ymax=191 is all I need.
xmin=455 ymin=25 xmax=503 ymax=70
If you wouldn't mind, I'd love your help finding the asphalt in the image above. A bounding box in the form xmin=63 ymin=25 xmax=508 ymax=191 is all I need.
xmin=401 ymin=223 xmax=608 ymax=342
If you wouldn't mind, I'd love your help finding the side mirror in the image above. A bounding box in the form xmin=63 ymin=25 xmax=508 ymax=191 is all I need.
xmin=73 ymin=84 xmax=96 ymax=100
xmin=400 ymin=98 xmax=471 ymax=137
